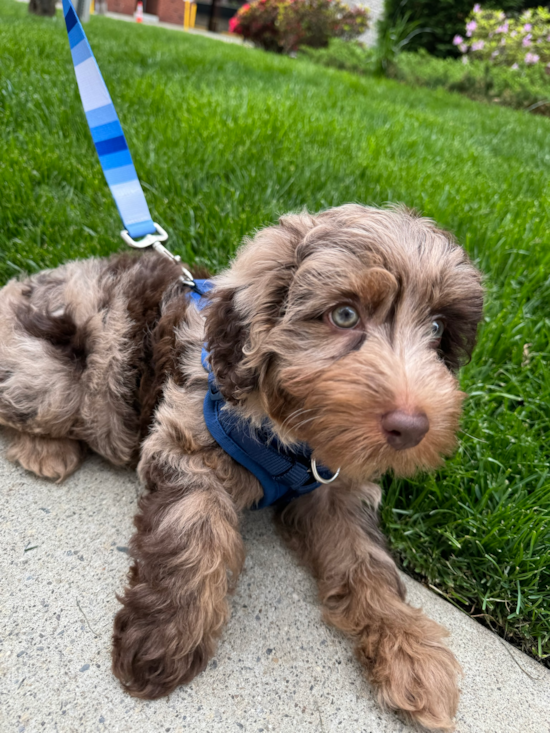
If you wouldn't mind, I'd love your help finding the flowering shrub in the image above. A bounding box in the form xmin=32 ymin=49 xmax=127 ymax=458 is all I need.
xmin=454 ymin=5 xmax=550 ymax=69
xmin=382 ymin=0 xmax=535 ymax=58
xmin=229 ymin=0 xmax=369 ymax=54
xmin=229 ymin=0 xmax=281 ymax=52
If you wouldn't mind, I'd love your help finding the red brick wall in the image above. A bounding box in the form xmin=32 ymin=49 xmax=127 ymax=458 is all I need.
xmin=107 ymin=0 xmax=185 ymax=26
xmin=157 ymin=0 xmax=183 ymax=25
xmin=107 ymin=0 xmax=136 ymax=15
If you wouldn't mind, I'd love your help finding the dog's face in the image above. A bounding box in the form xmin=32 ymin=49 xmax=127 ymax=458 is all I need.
xmin=205 ymin=205 xmax=483 ymax=481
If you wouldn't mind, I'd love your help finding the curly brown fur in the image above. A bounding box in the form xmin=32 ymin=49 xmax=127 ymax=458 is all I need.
xmin=275 ymin=484 xmax=461 ymax=731
xmin=0 ymin=205 xmax=483 ymax=730
xmin=112 ymin=450 xmax=245 ymax=699
xmin=5 ymin=429 xmax=85 ymax=482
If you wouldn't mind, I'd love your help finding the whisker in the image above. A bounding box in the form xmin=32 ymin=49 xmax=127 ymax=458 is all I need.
xmin=291 ymin=415 xmax=318 ymax=433
xmin=281 ymin=406 xmax=314 ymax=429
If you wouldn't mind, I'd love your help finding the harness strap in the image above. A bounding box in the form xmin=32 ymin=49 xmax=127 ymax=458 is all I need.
xmin=62 ymin=0 xmax=156 ymax=240
xmin=190 ymin=280 xmax=334 ymax=508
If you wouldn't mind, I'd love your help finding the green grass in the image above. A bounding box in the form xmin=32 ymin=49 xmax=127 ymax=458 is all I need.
xmin=1 ymin=0 xmax=549 ymax=663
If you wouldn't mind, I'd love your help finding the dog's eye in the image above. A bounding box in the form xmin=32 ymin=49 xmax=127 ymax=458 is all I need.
xmin=430 ymin=319 xmax=445 ymax=341
xmin=330 ymin=305 xmax=360 ymax=329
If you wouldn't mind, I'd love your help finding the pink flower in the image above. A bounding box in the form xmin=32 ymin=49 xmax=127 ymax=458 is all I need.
xmin=511 ymin=62 xmax=519 ymax=69
xmin=473 ymin=3 xmax=481 ymax=12
xmin=496 ymin=23 xmax=508 ymax=33
xmin=523 ymin=23 xmax=532 ymax=31
xmin=466 ymin=20 xmax=477 ymax=37
xmin=491 ymin=50 xmax=499 ymax=59
xmin=510 ymin=31 xmax=517 ymax=37
xmin=522 ymin=33 xmax=532 ymax=47
xmin=525 ymin=52 xmax=540 ymax=64
xmin=471 ymin=40 xmax=484 ymax=51
xmin=229 ymin=15 xmax=238 ymax=31
xmin=453 ymin=34 xmax=464 ymax=45
xmin=459 ymin=43 xmax=469 ymax=53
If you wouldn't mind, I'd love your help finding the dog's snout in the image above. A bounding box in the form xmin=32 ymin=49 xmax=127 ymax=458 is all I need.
xmin=381 ymin=410 xmax=429 ymax=450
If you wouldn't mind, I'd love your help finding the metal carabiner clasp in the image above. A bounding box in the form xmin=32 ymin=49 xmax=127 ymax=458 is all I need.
xmin=120 ymin=222 xmax=169 ymax=250
xmin=120 ymin=222 xmax=196 ymax=289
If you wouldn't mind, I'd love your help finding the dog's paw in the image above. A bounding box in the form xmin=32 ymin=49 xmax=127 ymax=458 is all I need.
xmin=111 ymin=593 xmax=212 ymax=699
xmin=357 ymin=613 xmax=461 ymax=731
xmin=6 ymin=432 xmax=84 ymax=482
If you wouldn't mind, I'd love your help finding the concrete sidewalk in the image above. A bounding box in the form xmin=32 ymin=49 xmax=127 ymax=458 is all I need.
xmin=1 ymin=433 xmax=549 ymax=733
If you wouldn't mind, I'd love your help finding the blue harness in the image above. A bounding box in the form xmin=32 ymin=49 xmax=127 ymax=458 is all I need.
xmin=190 ymin=281 xmax=334 ymax=508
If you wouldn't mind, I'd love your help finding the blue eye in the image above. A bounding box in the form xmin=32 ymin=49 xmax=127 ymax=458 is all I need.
xmin=331 ymin=305 xmax=360 ymax=329
xmin=430 ymin=319 xmax=444 ymax=340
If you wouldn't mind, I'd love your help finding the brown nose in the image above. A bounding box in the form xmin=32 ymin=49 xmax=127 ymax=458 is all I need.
xmin=381 ymin=410 xmax=429 ymax=450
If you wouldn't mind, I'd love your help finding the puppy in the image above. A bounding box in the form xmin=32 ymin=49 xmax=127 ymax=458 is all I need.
xmin=0 ymin=205 xmax=483 ymax=731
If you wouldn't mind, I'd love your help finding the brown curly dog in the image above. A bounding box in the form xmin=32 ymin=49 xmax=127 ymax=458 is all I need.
xmin=0 ymin=205 xmax=483 ymax=730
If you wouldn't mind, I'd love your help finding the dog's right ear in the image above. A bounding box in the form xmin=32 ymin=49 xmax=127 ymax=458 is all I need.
xmin=203 ymin=285 xmax=255 ymax=405
xmin=204 ymin=213 xmax=315 ymax=405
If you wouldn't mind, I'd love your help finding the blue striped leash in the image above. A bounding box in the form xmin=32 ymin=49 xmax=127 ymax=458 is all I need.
xmin=62 ymin=0 xmax=196 ymax=288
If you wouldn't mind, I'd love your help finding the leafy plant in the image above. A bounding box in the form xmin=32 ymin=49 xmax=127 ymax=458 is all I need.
xmin=300 ymin=37 xmax=376 ymax=73
xmin=455 ymin=5 xmax=550 ymax=70
xmin=229 ymin=0 xmax=369 ymax=53
xmin=382 ymin=0 xmax=541 ymax=58
xmin=374 ymin=9 xmax=430 ymax=74
xmin=229 ymin=0 xmax=281 ymax=52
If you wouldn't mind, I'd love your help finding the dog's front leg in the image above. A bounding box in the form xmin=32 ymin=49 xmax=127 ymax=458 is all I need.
xmin=276 ymin=483 xmax=461 ymax=732
xmin=112 ymin=452 xmax=244 ymax=699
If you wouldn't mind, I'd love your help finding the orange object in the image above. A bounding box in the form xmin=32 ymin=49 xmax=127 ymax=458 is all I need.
xmin=135 ymin=1 xmax=143 ymax=22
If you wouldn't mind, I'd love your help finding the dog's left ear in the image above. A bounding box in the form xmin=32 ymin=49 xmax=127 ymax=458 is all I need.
xmin=204 ymin=214 xmax=313 ymax=405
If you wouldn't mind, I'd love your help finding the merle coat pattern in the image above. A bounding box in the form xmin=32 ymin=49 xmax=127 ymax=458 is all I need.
xmin=0 ymin=205 xmax=484 ymax=731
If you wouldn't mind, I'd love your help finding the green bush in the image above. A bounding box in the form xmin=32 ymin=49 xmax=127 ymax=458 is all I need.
xmin=382 ymin=0 xmax=540 ymax=58
xmin=300 ymin=39 xmax=550 ymax=115
xmin=229 ymin=0 xmax=369 ymax=53
xmin=300 ymin=37 xmax=376 ymax=73
xmin=391 ymin=49 xmax=550 ymax=112
xmin=456 ymin=5 xmax=550 ymax=69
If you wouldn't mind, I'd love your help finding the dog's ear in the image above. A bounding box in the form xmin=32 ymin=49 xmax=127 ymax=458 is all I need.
xmin=204 ymin=214 xmax=313 ymax=404
xmin=203 ymin=285 xmax=256 ymax=404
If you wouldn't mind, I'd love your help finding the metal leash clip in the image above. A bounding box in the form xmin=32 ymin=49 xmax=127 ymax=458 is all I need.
xmin=121 ymin=222 xmax=196 ymax=289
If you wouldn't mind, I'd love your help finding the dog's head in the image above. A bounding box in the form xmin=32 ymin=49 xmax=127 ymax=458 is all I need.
xmin=204 ymin=205 xmax=483 ymax=480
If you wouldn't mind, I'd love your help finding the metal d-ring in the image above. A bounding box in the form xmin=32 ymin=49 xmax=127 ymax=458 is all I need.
xmin=311 ymin=458 xmax=341 ymax=484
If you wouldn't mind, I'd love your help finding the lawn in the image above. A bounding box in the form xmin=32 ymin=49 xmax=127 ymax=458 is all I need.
xmin=1 ymin=0 xmax=549 ymax=664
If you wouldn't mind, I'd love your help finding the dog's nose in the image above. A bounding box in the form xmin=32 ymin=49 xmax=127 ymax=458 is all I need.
xmin=381 ymin=410 xmax=429 ymax=450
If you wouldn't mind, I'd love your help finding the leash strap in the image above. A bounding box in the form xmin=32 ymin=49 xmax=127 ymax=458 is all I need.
xmin=62 ymin=0 xmax=156 ymax=240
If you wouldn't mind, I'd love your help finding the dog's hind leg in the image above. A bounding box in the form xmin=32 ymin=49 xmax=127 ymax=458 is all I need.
xmin=5 ymin=429 xmax=85 ymax=482
xmin=275 ymin=482 xmax=461 ymax=732
xmin=0 ymin=273 xmax=88 ymax=440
